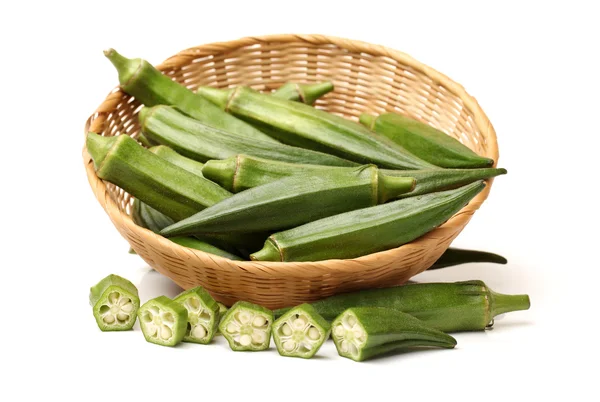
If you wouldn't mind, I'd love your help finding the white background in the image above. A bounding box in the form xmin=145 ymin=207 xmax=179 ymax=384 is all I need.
xmin=1 ymin=1 xmax=597 ymax=400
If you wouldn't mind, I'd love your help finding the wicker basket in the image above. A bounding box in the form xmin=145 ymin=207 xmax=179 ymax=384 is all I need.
xmin=83 ymin=34 xmax=498 ymax=309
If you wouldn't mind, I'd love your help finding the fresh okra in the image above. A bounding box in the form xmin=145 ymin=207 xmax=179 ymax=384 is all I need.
xmin=160 ymin=165 xmax=415 ymax=237
xmin=149 ymin=145 xmax=205 ymax=178
xmin=215 ymin=302 xmax=229 ymax=335
xmin=138 ymin=296 xmax=187 ymax=347
xmin=104 ymin=48 xmax=279 ymax=144
xmin=139 ymin=105 xmax=356 ymax=167
xmin=251 ymin=181 xmax=485 ymax=262
xmin=360 ymin=112 xmax=494 ymax=169
xmin=428 ymin=248 xmax=507 ymax=270
xmin=173 ymin=287 xmax=220 ymax=344
xmin=272 ymin=81 xmax=334 ymax=104
xmin=273 ymin=304 xmax=331 ymax=359
xmin=332 ymin=307 xmax=457 ymax=362
xmin=198 ymin=86 xmax=437 ymax=170
xmin=89 ymin=274 xmax=140 ymax=331
xmin=275 ymin=280 xmax=530 ymax=333
xmin=219 ymin=301 xmax=273 ymax=351
xmin=201 ymin=154 xmax=506 ymax=194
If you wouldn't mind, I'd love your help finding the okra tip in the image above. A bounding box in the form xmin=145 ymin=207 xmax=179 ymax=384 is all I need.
xmin=301 ymin=81 xmax=335 ymax=105
xmin=359 ymin=113 xmax=377 ymax=129
xmin=87 ymin=132 xmax=118 ymax=170
xmin=378 ymin=174 xmax=417 ymax=202
xmin=201 ymin=158 xmax=236 ymax=191
xmin=490 ymin=290 xmax=531 ymax=318
xmin=103 ymin=48 xmax=128 ymax=70
xmin=196 ymin=86 xmax=230 ymax=109
xmin=250 ymin=239 xmax=281 ymax=262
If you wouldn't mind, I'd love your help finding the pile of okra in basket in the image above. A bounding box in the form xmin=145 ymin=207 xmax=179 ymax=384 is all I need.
xmin=88 ymin=49 xmax=530 ymax=362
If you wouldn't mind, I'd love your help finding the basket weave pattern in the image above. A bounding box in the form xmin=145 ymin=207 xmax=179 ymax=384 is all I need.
xmin=83 ymin=34 xmax=498 ymax=309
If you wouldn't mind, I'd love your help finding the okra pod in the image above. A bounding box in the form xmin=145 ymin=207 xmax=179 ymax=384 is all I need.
xmin=139 ymin=105 xmax=355 ymax=167
xmin=251 ymin=181 xmax=485 ymax=262
xmin=89 ymin=274 xmax=140 ymax=331
xmin=104 ymin=49 xmax=278 ymax=144
xmin=332 ymin=307 xmax=457 ymax=362
xmin=215 ymin=302 xmax=229 ymax=335
xmin=275 ymin=280 xmax=530 ymax=333
xmin=428 ymin=248 xmax=507 ymax=270
xmin=138 ymin=296 xmax=187 ymax=347
xmin=173 ymin=287 xmax=220 ymax=344
xmin=360 ymin=112 xmax=494 ymax=168
xmin=273 ymin=304 xmax=331 ymax=359
xmin=149 ymin=145 xmax=205 ymax=178
xmin=219 ymin=301 xmax=273 ymax=351
xmin=87 ymin=132 xmax=232 ymax=222
xmin=198 ymin=86 xmax=436 ymax=169
xmin=160 ymin=165 xmax=415 ymax=236
xmin=202 ymin=155 xmax=506 ymax=194
xmin=272 ymin=81 xmax=334 ymax=104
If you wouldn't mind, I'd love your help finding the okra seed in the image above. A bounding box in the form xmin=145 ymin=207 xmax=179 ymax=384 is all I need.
xmin=340 ymin=340 xmax=349 ymax=353
xmin=99 ymin=305 xmax=109 ymax=315
xmin=147 ymin=324 xmax=158 ymax=337
xmin=239 ymin=334 xmax=252 ymax=346
xmin=160 ymin=325 xmax=172 ymax=340
xmin=293 ymin=317 xmax=307 ymax=330
xmin=187 ymin=297 xmax=200 ymax=311
xmin=347 ymin=316 xmax=357 ymax=327
xmin=142 ymin=312 xmax=153 ymax=322
xmin=281 ymin=323 xmax=292 ymax=336
xmin=117 ymin=313 xmax=129 ymax=322
xmin=121 ymin=303 xmax=134 ymax=313
xmin=307 ymin=327 xmax=320 ymax=340
xmin=334 ymin=325 xmax=345 ymax=337
xmin=108 ymin=292 xmax=120 ymax=304
xmin=119 ymin=297 xmax=131 ymax=306
xmin=103 ymin=314 xmax=115 ymax=324
xmin=199 ymin=311 xmax=211 ymax=321
xmin=252 ymin=315 xmax=267 ymax=327
xmin=349 ymin=343 xmax=358 ymax=356
xmin=252 ymin=330 xmax=266 ymax=344
xmin=149 ymin=306 xmax=160 ymax=315
xmin=226 ymin=322 xmax=238 ymax=333
xmin=192 ymin=325 xmax=207 ymax=339
xmin=353 ymin=328 xmax=364 ymax=339
xmin=162 ymin=312 xmax=174 ymax=323
xmin=110 ymin=305 xmax=120 ymax=314
xmin=283 ymin=340 xmax=296 ymax=351
xmin=238 ymin=311 xmax=251 ymax=324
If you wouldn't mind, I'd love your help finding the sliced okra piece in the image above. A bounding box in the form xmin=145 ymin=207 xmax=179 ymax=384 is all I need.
xmin=331 ymin=307 xmax=457 ymax=362
xmin=138 ymin=296 xmax=187 ymax=347
xmin=215 ymin=302 xmax=229 ymax=336
xmin=89 ymin=274 xmax=140 ymax=331
xmin=219 ymin=301 xmax=273 ymax=351
xmin=273 ymin=304 xmax=331 ymax=358
xmin=173 ymin=287 xmax=219 ymax=344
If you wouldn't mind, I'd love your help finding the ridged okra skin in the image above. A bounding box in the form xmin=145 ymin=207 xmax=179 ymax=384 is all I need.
xmin=275 ymin=280 xmax=531 ymax=333
xmin=332 ymin=307 xmax=457 ymax=362
xmin=86 ymin=132 xmax=232 ymax=222
xmin=202 ymin=155 xmax=506 ymax=194
xmin=103 ymin=48 xmax=278 ymax=144
xmin=89 ymin=274 xmax=140 ymax=331
xmin=160 ymin=165 xmax=415 ymax=237
xmin=219 ymin=301 xmax=273 ymax=351
xmin=149 ymin=146 xmax=205 ymax=178
xmin=173 ymin=287 xmax=220 ymax=344
xmin=198 ymin=86 xmax=436 ymax=170
xmin=138 ymin=296 xmax=187 ymax=347
xmin=272 ymin=81 xmax=334 ymax=104
xmin=428 ymin=248 xmax=507 ymax=270
xmin=273 ymin=304 xmax=331 ymax=359
xmin=139 ymin=105 xmax=355 ymax=167
xmin=360 ymin=112 xmax=494 ymax=169
xmin=251 ymin=181 xmax=485 ymax=262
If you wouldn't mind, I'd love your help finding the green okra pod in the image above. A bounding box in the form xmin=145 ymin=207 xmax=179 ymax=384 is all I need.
xmin=428 ymin=248 xmax=507 ymax=270
xmin=86 ymin=132 xmax=232 ymax=222
xmin=89 ymin=274 xmax=140 ymax=331
xmin=360 ymin=112 xmax=494 ymax=168
xmin=198 ymin=86 xmax=436 ymax=170
xmin=104 ymin=48 xmax=278 ymax=144
xmin=173 ymin=287 xmax=220 ymax=344
xmin=202 ymin=155 xmax=506 ymax=194
xmin=275 ymin=280 xmax=530 ymax=333
xmin=332 ymin=307 xmax=457 ymax=362
xmin=215 ymin=302 xmax=229 ymax=335
xmin=273 ymin=304 xmax=331 ymax=359
xmin=272 ymin=81 xmax=334 ymax=104
xmin=139 ymin=105 xmax=355 ymax=167
xmin=149 ymin=145 xmax=205 ymax=178
xmin=160 ymin=165 xmax=415 ymax=237
xmin=251 ymin=181 xmax=485 ymax=262
xmin=138 ymin=296 xmax=187 ymax=347
xmin=219 ymin=301 xmax=274 ymax=351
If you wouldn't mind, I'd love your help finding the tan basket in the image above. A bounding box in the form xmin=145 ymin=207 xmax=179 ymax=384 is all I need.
xmin=83 ymin=34 xmax=498 ymax=309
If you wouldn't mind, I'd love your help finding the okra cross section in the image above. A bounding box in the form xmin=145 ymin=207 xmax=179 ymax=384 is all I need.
xmin=89 ymin=274 xmax=140 ymax=331
xmin=174 ymin=287 xmax=219 ymax=344
xmin=273 ymin=304 xmax=331 ymax=358
xmin=219 ymin=301 xmax=273 ymax=351
xmin=138 ymin=296 xmax=187 ymax=347
xmin=332 ymin=307 xmax=457 ymax=362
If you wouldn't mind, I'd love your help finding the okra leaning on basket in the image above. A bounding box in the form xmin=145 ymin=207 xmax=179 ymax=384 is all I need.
xmin=428 ymin=248 xmax=507 ymax=270
xmin=332 ymin=307 xmax=457 ymax=362
xmin=272 ymin=81 xmax=334 ymax=104
xmin=160 ymin=165 xmax=415 ymax=237
xmin=89 ymin=274 xmax=140 ymax=331
xmin=138 ymin=296 xmax=187 ymax=347
xmin=103 ymin=48 xmax=278 ymax=144
xmin=274 ymin=280 xmax=530 ymax=333
xmin=251 ymin=181 xmax=486 ymax=262
xmin=272 ymin=304 xmax=331 ymax=359
xmin=219 ymin=301 xmax=274 ymax=351
xmin=360 ymin=112 xmax=494 ymax=168
xmin=198 ymin=86 xmax=436 ymax=169
xmin=173 ymin=287 xmax=220 ymax=344
xmin=138 ymin=105 xmax=356 ymax=167
xmin=202 ymin=154 xmax=506 ymax=194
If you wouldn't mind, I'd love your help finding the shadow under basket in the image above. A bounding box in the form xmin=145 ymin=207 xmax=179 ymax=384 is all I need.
xmin=83 ymin=34 xmax=499 ymax=309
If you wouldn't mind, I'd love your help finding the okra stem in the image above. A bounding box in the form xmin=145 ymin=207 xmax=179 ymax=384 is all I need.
xmin=272 ymin=82 xmax=334 ymax=104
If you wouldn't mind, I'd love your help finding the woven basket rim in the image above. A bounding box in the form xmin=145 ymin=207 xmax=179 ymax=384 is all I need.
xmin=83 ymin=33 xmax=498 ymax=277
